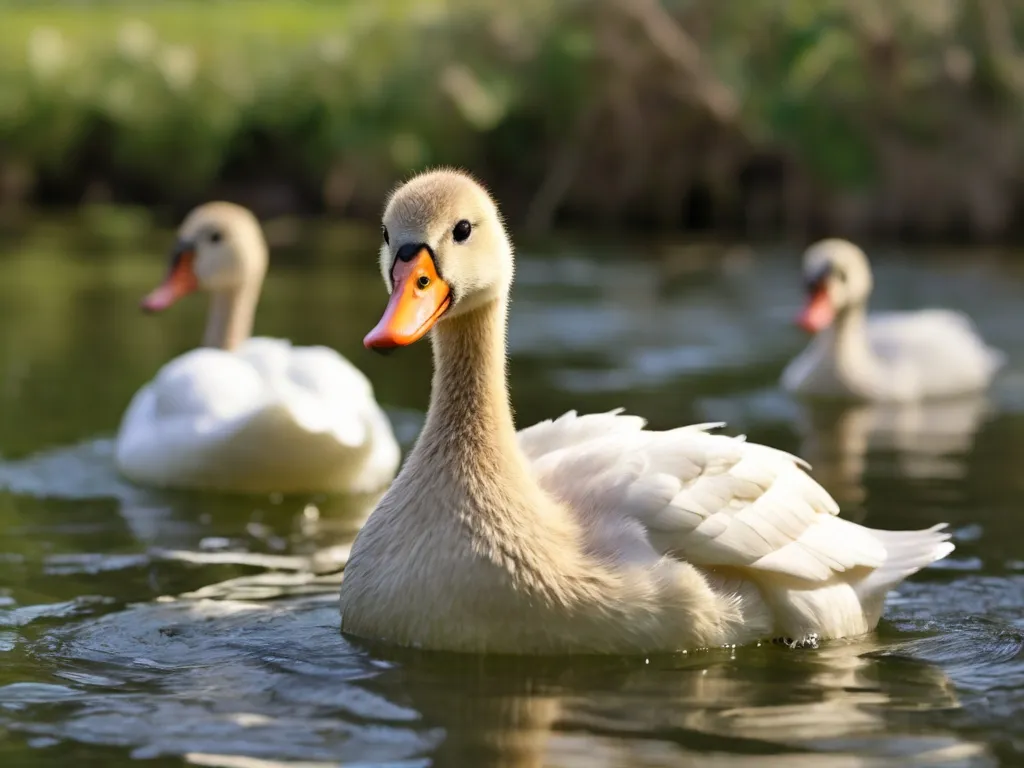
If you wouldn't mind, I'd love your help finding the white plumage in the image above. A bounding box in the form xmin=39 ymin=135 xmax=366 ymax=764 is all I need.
xmin=520 ymin=410 xmax=952 ymax=642
xmin=115 ymin=201 xmax=400 ymax=494
xmin=782 ymin=240 xmax=1004 ymax=402
xmin=116 ymin=337 xmax=400 ymax=494
xmin=338 ymin=171 xmax=955 ymax=655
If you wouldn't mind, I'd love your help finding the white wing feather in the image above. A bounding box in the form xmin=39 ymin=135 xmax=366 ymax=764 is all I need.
xmin=519 ymin=411 xmax=945 ymax=587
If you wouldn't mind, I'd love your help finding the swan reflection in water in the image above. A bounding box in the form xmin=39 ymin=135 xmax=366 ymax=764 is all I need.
xmin=1 ymin=560 xmax=990 ymax=768
xmin=0 ymin=435 xmax=383 ymax=575
xmin=795 ymin=396 xmax=990 ymax=510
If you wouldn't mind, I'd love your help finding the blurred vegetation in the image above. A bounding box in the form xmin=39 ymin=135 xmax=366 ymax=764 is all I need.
xmin=2 ymin=0 xmax=1024 ymax=240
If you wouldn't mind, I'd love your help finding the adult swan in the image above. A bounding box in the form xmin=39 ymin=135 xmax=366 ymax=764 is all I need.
xmin=782 ymin=238 xmax=1004 ymax=402
xmin=115 ymin=202 xmax=400 ymax=494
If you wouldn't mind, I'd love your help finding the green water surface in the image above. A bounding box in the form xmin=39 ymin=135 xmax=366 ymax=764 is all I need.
xmin=0 ymin=214 xmax=1022 ymax=766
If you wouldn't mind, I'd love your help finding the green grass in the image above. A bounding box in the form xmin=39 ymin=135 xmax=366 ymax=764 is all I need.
xmin=1 ymin=0 xmax=1023 ymax=239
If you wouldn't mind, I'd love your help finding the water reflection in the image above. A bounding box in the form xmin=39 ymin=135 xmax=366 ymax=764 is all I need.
xmin=0 ymin=438 xmax=382 ymax=567
xmin=795 ymin=397 xmax=991 ymax=509
xmin=0 ymin=571 xmax=996 ymax=767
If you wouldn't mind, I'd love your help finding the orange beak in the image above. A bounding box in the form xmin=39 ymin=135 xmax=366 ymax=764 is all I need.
xmin=364 ymin=247 xmax=451 ymax=350
xmin=141 ymin=242 xmax=199 ymax=313
xmin=797 ymin=286 xmax=835 ymax=333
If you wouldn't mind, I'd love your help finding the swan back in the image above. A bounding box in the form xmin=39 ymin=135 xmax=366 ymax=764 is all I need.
xmin=116 ymin=338 xmax=399 ymax=494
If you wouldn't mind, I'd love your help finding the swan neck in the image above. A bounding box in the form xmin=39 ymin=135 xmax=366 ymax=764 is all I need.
xmin=420 ymin=296 xmax=518 ymax=457
xmin=828 ymin=303 xmax=873 ymax=366
xmin=204 ymin=282 xmax=261 ymax=351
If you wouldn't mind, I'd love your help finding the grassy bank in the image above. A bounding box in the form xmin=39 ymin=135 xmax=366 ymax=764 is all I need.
xmin=2 ymin=0 xmax=1024 ymax=241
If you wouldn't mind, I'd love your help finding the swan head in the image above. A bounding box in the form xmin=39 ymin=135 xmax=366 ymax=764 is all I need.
xmin=797 ymin=238 xmax=873 ymax=333
xmin=364 ymin=169 xmax=513 ymax=350
xmin=141 ymin=202 xmax=268 ymax=312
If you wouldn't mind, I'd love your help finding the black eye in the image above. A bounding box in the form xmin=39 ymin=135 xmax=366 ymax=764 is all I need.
xmin=416 ymin=275 xmax=431 ymax=290
xmin=209 ymin=230 xmax=222 ymax=244
xmin=381 ymin=225 xmax=389 ymax=245
xmin=453 ymin=220 xmax=472 ymax=243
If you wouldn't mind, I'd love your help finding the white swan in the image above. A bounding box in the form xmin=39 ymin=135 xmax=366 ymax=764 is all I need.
xmin=115 ymin=202 xmax=400 ymax=494
xmin=782 ymin=239 xmax=1004 ymax=402
xmin=337 ymin=170 xmax=954 ymax=655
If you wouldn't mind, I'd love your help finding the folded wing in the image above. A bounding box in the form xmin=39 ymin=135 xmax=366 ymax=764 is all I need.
xmin=519 ymin=411 xmax=932 ymax=584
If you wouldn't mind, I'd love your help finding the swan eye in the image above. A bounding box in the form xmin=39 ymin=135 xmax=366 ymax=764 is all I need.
xmin=209 ymin=230 xmax=222 ymax=244
xmin=417 ymin=275 xmax=431 ymax=289
xmin=381 ymin=225 xmax=390 ymax=245
xmin=453 ymin=219 xmax=472 ymax=243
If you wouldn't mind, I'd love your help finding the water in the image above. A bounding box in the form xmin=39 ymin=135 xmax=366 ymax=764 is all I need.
xmin=1 ymin=216 xmax=1023 ymax=766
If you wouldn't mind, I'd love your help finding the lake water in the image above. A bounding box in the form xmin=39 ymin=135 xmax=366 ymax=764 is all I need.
xmin=1 ymin=214 xmax=1023 ymax=767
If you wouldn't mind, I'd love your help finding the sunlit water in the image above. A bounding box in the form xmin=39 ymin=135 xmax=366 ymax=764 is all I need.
xmin=1 ymin=217 xmax=1023 ymax=766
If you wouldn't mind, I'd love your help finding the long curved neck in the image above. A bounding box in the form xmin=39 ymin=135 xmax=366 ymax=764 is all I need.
xmin=825 ymin=302 xmax=876 ymax=373
xmin=418 ymin=296 xmax=519 ymax=465
xmin=203 ymin=281 xmax=261 ymax=351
